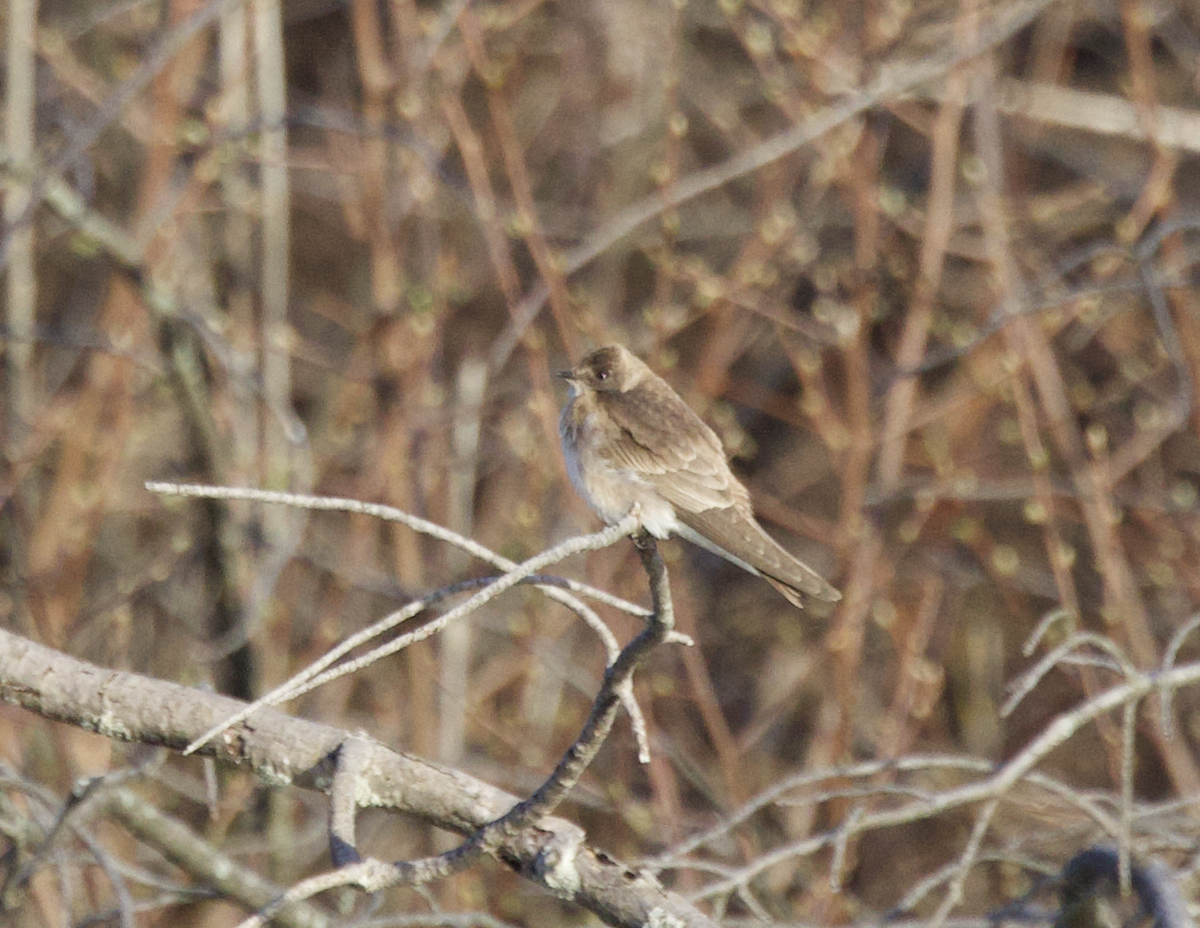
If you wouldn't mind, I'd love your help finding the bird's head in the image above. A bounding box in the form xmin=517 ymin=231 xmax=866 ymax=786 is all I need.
xmin=558 ymin=345 xmax=645 ymax=393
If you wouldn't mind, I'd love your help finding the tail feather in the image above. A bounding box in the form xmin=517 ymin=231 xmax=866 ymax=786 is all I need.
xmin=673 ymin=513 xmax=841 ymax=606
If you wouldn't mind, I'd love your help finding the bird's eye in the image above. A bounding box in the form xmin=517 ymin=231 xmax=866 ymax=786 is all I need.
xmin=596 ymin=370 xmax=609 ymax=381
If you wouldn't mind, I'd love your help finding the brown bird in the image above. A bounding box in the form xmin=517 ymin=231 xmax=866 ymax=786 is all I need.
xmin=558 ymin=345 xmax=840 ymax=607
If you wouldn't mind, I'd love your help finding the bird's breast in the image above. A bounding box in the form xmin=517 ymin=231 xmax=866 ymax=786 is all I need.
xmin=559 ymin=394 xmax=677 ymax=537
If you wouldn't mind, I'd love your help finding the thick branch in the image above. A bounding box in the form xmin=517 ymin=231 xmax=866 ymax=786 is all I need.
xmin=0 ymin=628 xmax=711 ymax=928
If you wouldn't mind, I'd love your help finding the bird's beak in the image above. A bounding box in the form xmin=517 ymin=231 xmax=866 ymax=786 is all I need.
xmin=557 ymin=368 xmax=575 ymax=381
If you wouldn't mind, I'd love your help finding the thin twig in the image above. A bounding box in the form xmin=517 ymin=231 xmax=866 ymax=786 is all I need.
xmin=176 ymin=499 xmax=639 ymax=755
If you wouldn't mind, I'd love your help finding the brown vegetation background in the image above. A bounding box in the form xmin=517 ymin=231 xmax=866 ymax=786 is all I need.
xmin=3 ymin=0 xmax=1200 ymax=924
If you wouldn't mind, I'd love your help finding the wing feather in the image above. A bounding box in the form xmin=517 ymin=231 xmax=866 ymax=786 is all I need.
xmin=594 ymin=375 xmax=735 ymax=511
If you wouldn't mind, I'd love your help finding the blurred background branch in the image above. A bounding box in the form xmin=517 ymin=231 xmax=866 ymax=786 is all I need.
xmin=4 ymin=0 xmax=1200 ymax=924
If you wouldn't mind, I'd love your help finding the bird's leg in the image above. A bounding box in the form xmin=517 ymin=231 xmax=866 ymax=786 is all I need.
xmin=626 ymin=502 xmax=646 ymax=544
xmin=632 ymin=529 xmax=655 ymax=553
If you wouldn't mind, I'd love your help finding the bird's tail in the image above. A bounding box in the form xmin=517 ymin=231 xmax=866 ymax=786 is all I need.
xmin=673 ymin=516 xmax=841 ymax=606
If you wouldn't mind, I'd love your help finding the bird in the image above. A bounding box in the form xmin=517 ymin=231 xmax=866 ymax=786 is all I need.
xmin=558 ymin=344 xmax=841 ymax=607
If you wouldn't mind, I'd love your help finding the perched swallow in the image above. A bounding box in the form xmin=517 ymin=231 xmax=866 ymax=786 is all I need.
xmin=558 ymin=344 xmax=840 ymax=607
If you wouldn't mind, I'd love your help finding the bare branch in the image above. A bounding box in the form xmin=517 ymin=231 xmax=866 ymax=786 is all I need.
xmin=0 ymin=628 xmax=711 ymax=928
xmin=240 ymin=534 xmax=687 ymax=926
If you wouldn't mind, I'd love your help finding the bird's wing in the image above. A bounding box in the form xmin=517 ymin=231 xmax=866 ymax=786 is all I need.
xmin=594 ymin=377 xmax=841 ymax=604
xmin=595 ymin=381 xmax=734 ymax=512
